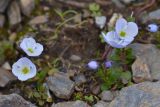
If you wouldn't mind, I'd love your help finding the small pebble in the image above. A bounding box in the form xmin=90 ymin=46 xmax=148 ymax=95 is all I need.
xmin=95 ymin=16 xmax=106 ymax=29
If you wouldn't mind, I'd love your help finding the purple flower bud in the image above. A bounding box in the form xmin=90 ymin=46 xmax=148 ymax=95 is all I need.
xmin=105 ymin=61 xmax=112 ymax=68
xmin=147 ymin=24 xmax=158 ymax=32
xmin=87 ymin=61 xmax=99 ymax=70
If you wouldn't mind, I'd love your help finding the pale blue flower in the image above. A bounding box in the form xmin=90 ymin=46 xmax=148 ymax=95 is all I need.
xmin=105 ymin=60 xmax=112 ymax=68
xmin=20 ymin=37 xmax=43 ymax=57
xmin=147 ymin=24 xmax=158 ymax=32
xmin=102 ymin=31 xmax=133 ymax=48
xmin=88 ymin=60 xmax=99 ymax=70
xmin=115 ymin=18 xmax=138 ymax=40
xmin=95 ymin=16 xmax=107 ymax=29
xmin=102 ymin=18 xmax=138 ymax=48
xmin=12 ymin=57 xmax=37 ymax=81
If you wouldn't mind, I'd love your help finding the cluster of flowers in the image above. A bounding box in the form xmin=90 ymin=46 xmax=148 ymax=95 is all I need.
xmin=12 ymin=37 xmax=43 ymax=81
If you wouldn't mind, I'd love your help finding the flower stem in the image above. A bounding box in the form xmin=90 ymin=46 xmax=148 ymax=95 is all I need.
xmin=101 ymin=46 xmax=113 ymax=60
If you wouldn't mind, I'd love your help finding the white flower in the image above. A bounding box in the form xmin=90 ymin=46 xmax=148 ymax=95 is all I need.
xmin=102 ymin=18 xmax=138 ymax=48
xmin=115 ymin=18 xmax=138 ymax=41
xmin=20 ymin=37 xmax=43 ymax=56
xmin=95 ymin=16 xmax=106 ymax=29
xmin=88 ymin=60 xmax=99 ymax=70
xmin=12 ymin=57 xmax=37 ymax=81
xmin=147 ymin=24 xmax=158 ymax=32
xmin=102 ymin=31 xmax=132 ymax=48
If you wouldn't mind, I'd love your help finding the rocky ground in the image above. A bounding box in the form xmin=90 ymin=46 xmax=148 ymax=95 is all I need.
xmin=0 ymin=0 xmax=160 ymax=107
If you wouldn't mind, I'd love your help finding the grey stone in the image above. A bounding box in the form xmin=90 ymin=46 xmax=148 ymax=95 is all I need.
xmin=109 ymin=81 xmax=160 ymax=107
xmin=2 ymin=62 xmax=11 ymax=70
xmin=29 ymin=15 xmax=48 ymax=25
xmin=112 ymin=0 xmax=125 ymax=8
xmin=7 ymin=1 xmax=21 ymax=26
xmin=100 ymin=91 xmax=114 ymax=102
xmin=0 ymin=94 xmax=36 ymax=107
xmin=74 ymin=74 xmax=86 ymax=85
xmin=70 ymin=55 xmax=82 ymax=62
xmin=0 ymin=14 xmax=5 ymax=27
xmin=93 ymin=101 xmax=110 ymax=107
xmin=95 ymin=16 xmax=106 ymax=29
xmin=132 ymin=57 xmax=152 ymax=83
xmin=47 ymin=72 xmax=75 ymax=99
xmin=0 ymin=68 xmax=17 ymax=87
xmin=0 ymin=0 xmax=10 ymax=13
xmin=90 ymin=84 xmax=101 ymax=95
xmin=20 ymin=0 xmax=35 ymax=16
xmin=120 ymin=0 xmax=135 ymax=4
xmin=141 ymin=9 xmax=160 ymax=23
xmin=129 ymin=43 xmax=160 ymax=81
xmin=51 ymin=100 xmax=90 ymax=107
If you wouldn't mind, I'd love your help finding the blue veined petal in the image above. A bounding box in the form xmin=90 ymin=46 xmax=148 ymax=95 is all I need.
xmin=125 ymin=22 xmax=138 ymax=38
xmin=115 ymin=18 xmax=127 ymax=34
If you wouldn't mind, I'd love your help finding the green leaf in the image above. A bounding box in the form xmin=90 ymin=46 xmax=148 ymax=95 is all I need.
xmin=84 ymin=95 xmax=94 ymax=103
xmin=89 ymin=3 xmax=100 ymax=12
xmin=121 ymin=71 xmax=131 ymax=81
xmin=33 ymin=92 xmax=41 ymax=98
xmin=101 ymin=83 xmax=110 ymax=91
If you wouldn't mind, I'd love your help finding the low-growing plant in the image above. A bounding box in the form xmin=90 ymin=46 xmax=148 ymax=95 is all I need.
xmin=89 ymin=3 xmax=102 ymax=17
xmin=26 ymin=84 xmax=52 ymax=106
xmin=94 ymin=17 xmax=138 ymax=91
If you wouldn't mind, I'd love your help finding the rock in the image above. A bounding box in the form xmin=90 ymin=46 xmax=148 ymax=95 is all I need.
xmin=29 ymin=15 xmax=48 ymax=25
xmin=20 ymin=0 xmax=35 ymax=16
xmin=112 ymin=0 xmax=125 ymax=8
xmin=0 ymin=68 xmax=16 ymax=87
xmin=51 ymin=100 xmax=90 ymax=107
xmin=99 ymin=91 xmax=114 ymax=102
xmin=95 ymin=16 xmax=107 ymax=29
xmin=141 ymin=9 xmax=160 ymax=23
xmin=47 ymin=72 xmax=75 ymax=99
xmin=0 ymin=14 xmax=5 ymax=27
xmin=132 ymin=57 xmax=152 ymax=83
xmin=93 ymin=101 xmax=110 ymax=107
xmin=0 ymin=0 xmax=10 ymax=13
xmin=109 ymin=81 xmax=160 ymax=107
xmin=2 ymin=62 xmax=11 ymax=70
xmin=70 ymin=55 xmax=82 ymax=62
xmin=7 ymin=1 xmax=21 ymax=26
xmin=120 ymin=0 xmax=135 ymax=4
xmin=0 ymin=94 xmax=36 ymax=107
xmin=90 ymin=84 xmax=101 ymax=95
xmin=129 ymin=43 xmax=160 ymax=81
xmin=73 ymin=74 xmax=86 ymax=85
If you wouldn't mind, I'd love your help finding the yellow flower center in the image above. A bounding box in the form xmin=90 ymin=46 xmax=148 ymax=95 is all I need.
xmin=120 ymin=31 xmax=126 ymax=37
xmin=27 ymin=48 xmax=34 ymax=53
xmin=22 ymin=67 xmax=30 ymax=74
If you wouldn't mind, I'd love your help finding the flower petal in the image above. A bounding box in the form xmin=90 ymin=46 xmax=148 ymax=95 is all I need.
xmin=103 ymin=31 xmax=115 ymax=43
xmin=20 ymin=37 xmax=36 ymax=50
xmin=115 ymin=18 xmax=127 ymax=33
xmin=125 ymin=22 xmax=138 ymax=38
xmin=103 ymin=31 xmax=125 ymax=48
xmin=34 ymin=43 xmax=44 ymax=56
